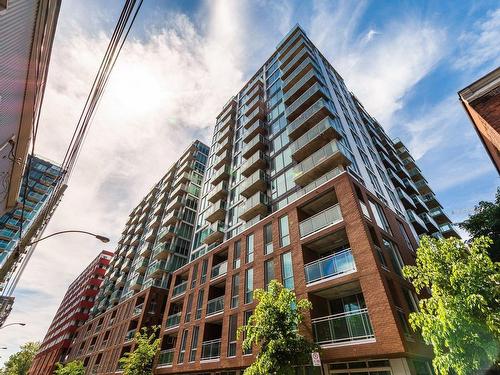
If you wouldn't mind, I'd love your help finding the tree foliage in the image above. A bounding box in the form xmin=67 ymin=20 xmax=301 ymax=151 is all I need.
xmin=53 ymin=360 xmax=85 ymax=375
xmin=459 ymin=187 xmax=500 ymax=261
xmin=118 ymin=326 xmax=160 ymax=375
xmin=0 ymin=342 xmax=39 ymax=375
xmin=237 ymin=280 xmax=317 ymax=375
xmin=403 ymin=236 xmax=500 ymax=375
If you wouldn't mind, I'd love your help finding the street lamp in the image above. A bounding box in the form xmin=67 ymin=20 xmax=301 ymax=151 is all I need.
xmin=0 ymin=322 xmax=25 ymax=330
xmin=26 ymin=230 xmax=110 ymax=246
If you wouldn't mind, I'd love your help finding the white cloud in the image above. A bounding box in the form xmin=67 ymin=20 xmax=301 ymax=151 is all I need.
xmin=454 ymin=7 xmax=500 ymax=71
xmin=309 ymin=0 xmax=447 ymax=128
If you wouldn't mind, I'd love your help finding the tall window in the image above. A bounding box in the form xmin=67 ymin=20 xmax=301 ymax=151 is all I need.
xmin=227 ymin=314 xmax=238 ymax=357
xmin=185 ymin=293 xmax=193 ymax=323
xmin=369 ymin=200 xmax=391 ymax=234
xmin=195 ymin=290 xmax=204 ymax=320
xmin=189 ymin=326 xmax=199 ymax=362
xmin=231 ymin=274 xmax=239 ymax=308
xmin=243 ymin=310 xmax=253 ymax=354
xmin=200 ymin=259 xmax=208 ymax=283
xmin=245 ymin=268 xmax=254 ymax=304
xmin=279 ymin=215 xmax=290 ymax=247
xmin=281 ymin=252 xmax=294 ymax=289
xmin=264 ymin=223 xmax=273 ymax=254
xmin=178 ymin=329 xmax=188 ymax=363
xmin=264 ymin=260 xmax=275 ymax=290
xmin=383 ymin=238 xmax=404 ymax=276
xmin=233 ymin=240 xmax=241 ymax=269
xmin=246 ymin=234 xmax=254 ymax=263
xmin=190 ymin=263 xmax=198 ymax=289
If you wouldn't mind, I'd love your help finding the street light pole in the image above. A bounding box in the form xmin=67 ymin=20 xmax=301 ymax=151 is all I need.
xmin=25 ymin=230 xmax=110 ymax=246
xmin=0 ymin=322 xmax=25 ymax=330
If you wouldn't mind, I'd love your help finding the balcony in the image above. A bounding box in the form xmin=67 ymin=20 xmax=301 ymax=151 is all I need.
xmin=203 ymin=221 xmax=225 ymax=245
xmin=241 ymin=150 xmax=267 ymax=177
xmin=165 ymin=196 xmax=186 ymax=213
xmin=244 ymin=106 xmax=266 ymax=129
xmin=147 ymin=260 xmax=169 ymax=278
xmin=138 ymin=242 xmax=153 ymax=257
xmin=279 ymin=35 xmax=311 ymax=68
xmin=286 ymin=82 xmax=330 ymax=122
xmin=239 ymin=191 xmax=269 ymax=221
xmin=210 ymin=260 xmax=228 ymax=280
xmin=116 ymin=274 xmax=127 ymax=287
xmin=428 ymin=206 xmax=450 ymax=224
xmin=245 ymin=94 xmax=265 ymax=116
xmin=172 ymin=280 xmax=188 ymax=297
xmin=402 ymin=178 xmax=419 ymax=195
xmin=277 ymin=27 xmax=304 ymax=56
xmin=206 ymin=296 xmax=224 ymax=316
xmin=124 ymin=329 xmax=136 ymax=342
xmin=439 ymin=223 xmax=458 ymax=238
xmin=142 ymin=277 xmax=169 ymax=290
xmin=242 ymin=134 xmax=267 ymax=159
xmin=407 ymin=209 xmax=428 ymax=234
xmin=218 ymin=99 xmax=237 ymax=123
xmin=411 ymin=195 xmax=429 ymax=213
xmin=304 ymin=249 xmax=355 ymax=284
xmin=158 ymin=349 xmax=174 ymax=366
xmin=215 ymin=136 xmax=232 ymax=156
xmin=205 ymin=200 xmax=227 ymax=223
xmin=213 ymin=149 xmax=231 ymax=170
xmin=165 ymin=312 xmax=182 ymax=328
xmin=132 ymin=303 xmax=143 ymax=317
xmin=281 ymin=42 xmax=314 ymax=80
xmin=211 ymin=166 xmax=231 ymax=186
xmin=282 ymin=56 xmax=321 ymax=94
xmin=397 ymin=188 xmax=417 ymax=210
xmin=240 ymin=169 xmax=268 ymax=198
xmin=243 ymin=120 xmax=266 ymax=143
xmin=420 ymin=212 xmax=440 ymax=233
xmin=207 ymin=181 xmax=228 ymax=203
xmin=387 ymin=169 xmax=405 ymax=189
xmin=109 ymin=289 xmax=121 ymax=303
xmin=130 ymin=274 xmax=144 ymax=291
xmin=217 ymin=125 xmax=234 ymax=145
xmin=293 ymin=140 xmax=350 ymax=187
xmin=244 ymin=81 xmax=262 ymax=105
xmin=312 ymin=308 xmax=374 ymax=346
xmin=299 ymin=204 xmax=343 ymax=238
xmin=290 ymin=117 xmax=342 ymax=162
xmin=287 ymin=98 xmax=336 ymax=141
xmin=201 ymin=339 xmax=221 ymax=360
xmin=162 ymin=209 xmax=182 ymax=227
xmin=152 ymin=242 xmax=173 ymax=260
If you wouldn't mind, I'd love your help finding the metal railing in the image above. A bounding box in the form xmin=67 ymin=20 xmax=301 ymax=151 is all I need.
xmin=304 ymin=249 xmax=355 ymax=284
xmin=201 ymin=339 xmax=221 ymax=360
xmin=165 ymin=312 xmax=182 ymax=328
xmin=158 ymin=349 xmax=174 ymax=365
xmin=172 ymin=281 xmax=188 ymax=297
xmin=312 ymin=308 xmax=374 ymax=345
xmin=210 ymin=261 xmax=228 ymax=279
xmin=299 ymin=204 xmax=342 ymax=237
xmin=206 ymin=296 xmax=225 ymax=316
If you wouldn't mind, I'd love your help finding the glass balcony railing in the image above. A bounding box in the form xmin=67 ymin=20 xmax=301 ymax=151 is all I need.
xmin=124 ymin=329 xmax=136 ymax=342
xmin=241 ymin=150 xmax=267 ymax=176
xmin=206 ymin=296 xmax=225 ymax=316
xmin=158 ymin=349 xmax=174 ymax=366
xmin=201 ymin=339 xmax=221 ymax=360
xmin=286 ymin=82 xmax=329 ymax=120
xmin=281 ymin=41 xmax=313 ymax=76
xmin=132 ymin=304 xmax=143 ymax=316
xmin=312 ymin=308 xmax=374 ymax=346
xmin=287 ymin=98 xmax=336 ymax=140
xmin=165 ymin=312 xmax=182 ymax=328
xmin=240 ymin=169 xmax=268 ymax=198
xmin=239 ymin=191 xmax=269 ymax=221
xmin=172 ymin=281 xmax=188 ymax=297
xmin=299 ymin=204 xmax=343 ymax=238
xmin=282 ymin=56 xmax=320 ymax=91
xmin=210 ymin=261 xmax=228 ymax=279
xmin=304 ymin=249 xmax=355 ymax=284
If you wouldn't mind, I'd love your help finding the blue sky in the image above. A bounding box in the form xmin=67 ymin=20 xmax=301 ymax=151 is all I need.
xmin=1 ymin=0 xmax=498 ymax=363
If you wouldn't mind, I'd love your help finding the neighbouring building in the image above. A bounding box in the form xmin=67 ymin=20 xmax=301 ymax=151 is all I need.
xmin=0 ymin=0 xmax=62 ymax=216
xmin=65 ymin=140 xmax=209 ymax=373
xmin=0 ymin=155 xmax=64 ymax=326
xmin=29 ymin=250 xmax=113 ymax=375
xmin=156 ymin=25 xmax=458 ymax=375
xmin=458 ymin=67 xmax=500 ymax=173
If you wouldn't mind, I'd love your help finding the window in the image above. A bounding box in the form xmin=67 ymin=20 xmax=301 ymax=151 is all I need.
xmin=190 ymin=263 xmax=198 ymax=288
xmin=195 ymin=290 xmax=204 ymax=320
xmin=245 ymin=268 xmax=254 ymax=304
xmin=200 ymin=259 xmax=208 ymax=283
xmin=263 ymin=223 xmax=273 ymax=255
xmin=279 ymin=215 xmax=290 ymax=247
xmin=246 ymin=234 xmax=254 ymax=263
xmin=243 ymin=310 xmax=253 ymax=354
xmin=398 ymin=221 xmax=414 ymax=251
xmin=383 ymin=238 xmax=404 ymax=276
xmin=227 ymin=314 xmax=238 ymax=357
xmin=185 ymin=293 xmax=193 ymax=323
xmin=178 ymin=329 xmax=188 ymax=363
xmin=264 ymin=259 xmax=275 ymax=290
xmin=369 ymin=200 xmax=391 ymax=234
xmin=375 ymin=246 xmax=388 ymax=270
xmin=403 ymin=288 xmax=419 ymax=312
xmin=233 ymin=240 xmax=241 ymax=269
xmin=189 ymin=326 xmax=199 ymax=362
xmin=281 ymin=252 xmax=294 ymax=289
xmin=231 ymin=274 xmax=239 ymax=308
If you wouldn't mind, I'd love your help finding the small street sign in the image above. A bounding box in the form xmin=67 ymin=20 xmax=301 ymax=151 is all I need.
xmin=311 ymin=352 xmax=321 ymax=367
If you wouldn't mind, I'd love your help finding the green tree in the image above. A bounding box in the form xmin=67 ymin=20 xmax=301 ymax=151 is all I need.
xmin=53 ymin=360 xmax=85 ymax=375
xmin=237 ymin=280 xmax=317 ymax=375
xmin=1 ymin=342 xmax=39 ymax=375
xmin=403 ymin=236 xmax=500 ymax=375
xmin=459 ymin=187 xmax=500 ymax=261
xmin=118 ymin=326 xmax=160 ymax=375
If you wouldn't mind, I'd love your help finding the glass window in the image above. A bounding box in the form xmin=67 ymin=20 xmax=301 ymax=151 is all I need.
xmin=264 ymin=259 xmax=275 ymax=290
xmin=200 ymin=259 xmax=208 ymax=283
xmin=231 ymin=274 xmax=239 ymax=308
xmin=243 ymin=310 xmax=253 ymax=354
xmin=383 ymin=238 xmax=404 ymax=276
xmin=281 ymin=252 xmax=294 ymax=289
xmin=245 ymin=268 xmax=254 ymax=304
xmin=233 ymin=240 xmax=241 ymax=269
xmin=189 ymin=326 xmax=199 ymax=362
xmin=185 ymin=293 xmax=193 ymax=323
xmin=263 ymin=223 xmax=273 ymax=255
xmin=279 ymin=215 xmax=290 ymax=247
xmin=195 ymin=290 xmax=204 ymax=320
xmin=178 ymin=329 xmax=188 ymax=363
xmin=227 ymin=314 xmax=238 ymax=357
xmin=369 ymin=200 xmax=391 ymax=234
xmin=246 ymin=234 xmax=254 ymax=263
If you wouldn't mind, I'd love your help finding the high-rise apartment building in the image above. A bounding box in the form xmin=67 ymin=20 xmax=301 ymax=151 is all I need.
xmin=65 ymin=140 xmax=209 ymax=373
xmin=0 ymin=155 xmax=64 ymax=326
xmin=458 ymin=67 xmax=500 ymax=173
xmin=154 ymin=25 xmax=457 ymax=375
xmin=29 ymin=250 xmax=113 ymax=375
xmin=0 ymin=0 xmax=61 ymax=216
